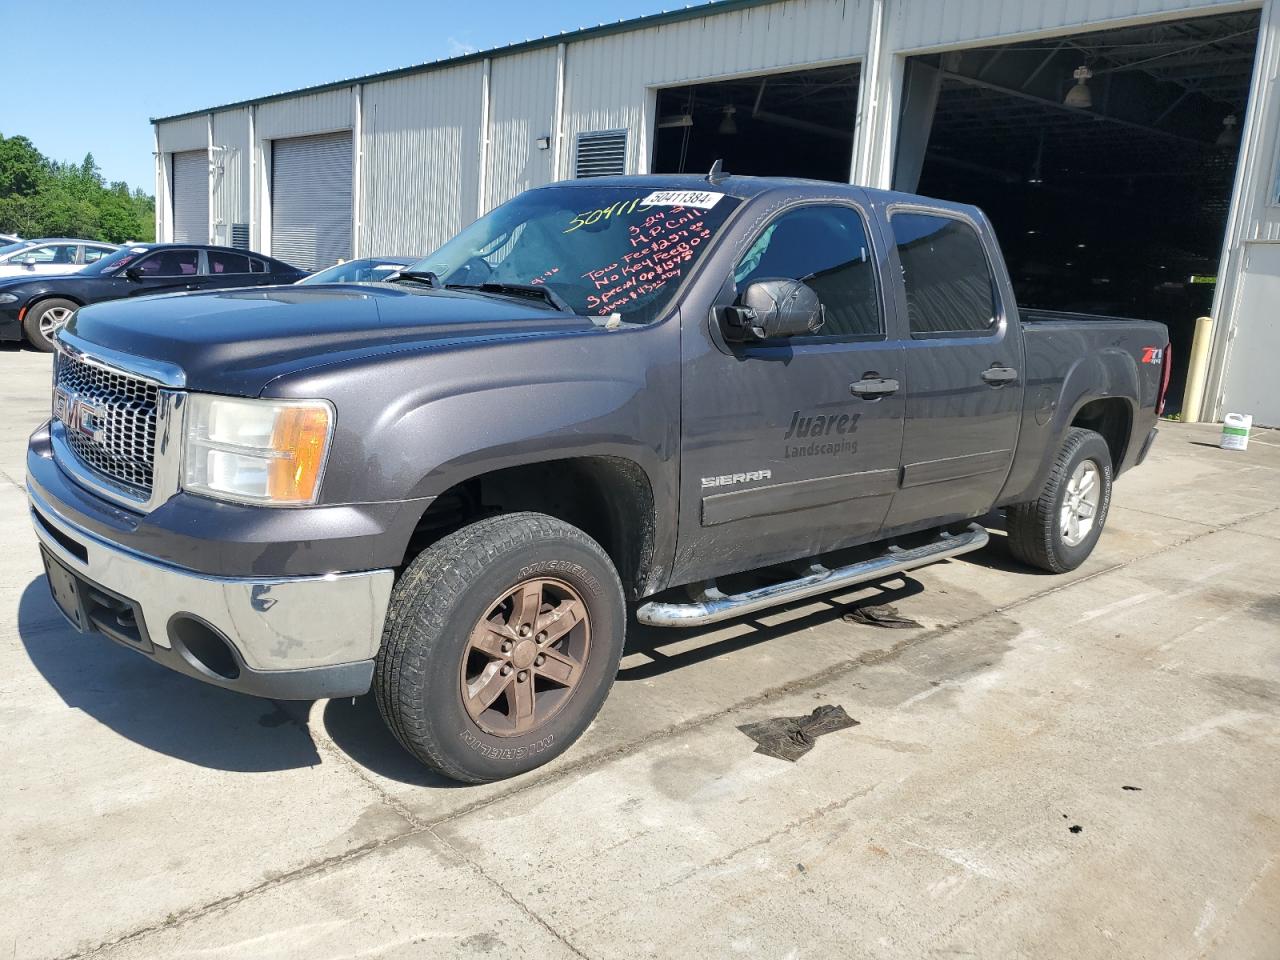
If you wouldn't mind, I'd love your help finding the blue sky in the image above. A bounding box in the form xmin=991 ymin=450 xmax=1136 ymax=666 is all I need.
xmin=2 ymin=1 xmax=693 ymax=192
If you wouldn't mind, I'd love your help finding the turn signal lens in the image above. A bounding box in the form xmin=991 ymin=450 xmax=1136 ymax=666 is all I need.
xmin=266 ymin=405 xmax=331 ymax=503
xmin=184 ymin=395 xmax=334 ymax=505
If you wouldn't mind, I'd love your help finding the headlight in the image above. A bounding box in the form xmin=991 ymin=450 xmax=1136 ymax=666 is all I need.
xmin=0 ymin=293 xmax=19 ymax=304
xmin=183 ymin=395 xmax=334 ymax=505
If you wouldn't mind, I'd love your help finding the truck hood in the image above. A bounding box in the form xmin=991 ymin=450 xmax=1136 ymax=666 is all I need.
xmin=64 ymin=284 xmax=604 ymax=395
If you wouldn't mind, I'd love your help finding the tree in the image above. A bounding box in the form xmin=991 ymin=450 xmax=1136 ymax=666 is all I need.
xmin=0 ymin=133 xmax=155 ymax=242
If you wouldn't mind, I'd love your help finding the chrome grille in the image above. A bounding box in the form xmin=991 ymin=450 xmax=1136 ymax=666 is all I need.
xmin=54 ymin=352 xmax=158 ymax=496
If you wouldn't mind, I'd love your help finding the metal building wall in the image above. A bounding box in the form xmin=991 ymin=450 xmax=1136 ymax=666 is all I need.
xmin=559 ymin=0 xmax=872 ymax=177
xmin=158 ymin=115 xmax=207 ymax=152
xmin=484 ymin=47 xmax=560 ymax=212
xmin=891 ymin=0 xmax=1253 ymax=51
xmin=210 ymin=108 xmax=250 ymax=248
xmin=359 ymin=62 xmax=485 ymax=257
xmin=254 ymin=89 xmax=353 ymax=140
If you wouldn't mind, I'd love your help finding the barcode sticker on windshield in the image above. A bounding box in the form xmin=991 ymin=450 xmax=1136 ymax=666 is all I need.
xmin=641 ymin=190 xmax=724 ymax=209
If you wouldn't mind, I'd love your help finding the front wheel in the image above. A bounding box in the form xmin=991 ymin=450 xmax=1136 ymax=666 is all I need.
xmin=1006 ymin=427 xmax=1113 ymax=573
xmin=23 ymin=298 xmax=77 ymax=352
xmin=374 ymin=512 xmax=625 ymax=783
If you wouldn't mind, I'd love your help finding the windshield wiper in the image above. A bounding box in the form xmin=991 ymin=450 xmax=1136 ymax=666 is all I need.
xmin=388 ymin=269 xmax=442 ymax=288
xmin=446 ymin=282 xmax=575 ymax=314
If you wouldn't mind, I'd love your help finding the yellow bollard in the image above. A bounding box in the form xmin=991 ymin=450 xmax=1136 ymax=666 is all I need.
xmin=1180 ymin=315 xmax=1214 ymax=423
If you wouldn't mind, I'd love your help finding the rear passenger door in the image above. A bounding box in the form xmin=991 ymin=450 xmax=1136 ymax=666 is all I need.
xmin=675 ymin=200 xmax=906 ymax=584
xmin=203 ymin=250 xmax=260 ymax=289
xmin=881 ymin=208 xmax=1023 ymax=530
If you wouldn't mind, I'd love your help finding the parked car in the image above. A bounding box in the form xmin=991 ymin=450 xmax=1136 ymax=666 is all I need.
xmin=297 ymin=257 xmax=414 ymax=285
xmin=0 ymin=244 xmax=305 ymax=350
xmin=26 ymin=175 xmax=1171 ymax=783
xmin=0 ymin=234 xmax=23 ymax=246
xmin=0 ymin=238 xmax=120 ymax=278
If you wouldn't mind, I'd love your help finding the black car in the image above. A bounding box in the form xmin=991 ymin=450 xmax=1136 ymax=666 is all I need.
xmin=0 ymin=244 xmax=305 ymax=351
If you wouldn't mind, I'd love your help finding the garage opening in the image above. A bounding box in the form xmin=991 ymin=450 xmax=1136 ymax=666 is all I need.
xmin=270 ymin=131 xmax=353 ymax=271
xmin=897 ymin=11 xmax=1260 ymax=413
xmin=171 ymin=150 xmax=209 ymax=244
xmin=652 ymin=63 xmax=860 ymax=181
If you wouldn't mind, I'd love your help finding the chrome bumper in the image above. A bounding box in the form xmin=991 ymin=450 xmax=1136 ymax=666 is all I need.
xmin=28 ymin=482 xmax=394 ymax=699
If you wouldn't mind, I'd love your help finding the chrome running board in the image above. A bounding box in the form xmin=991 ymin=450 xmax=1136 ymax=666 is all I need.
xmin=635 ymin=523 xmax=989 ymax=628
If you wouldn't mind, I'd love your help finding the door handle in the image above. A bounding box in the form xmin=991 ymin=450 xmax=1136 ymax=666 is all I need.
xmin=981 ymin=365 xmax=1018 ymax=385
xmin=851 ymin=377 xmax=900 ymax=399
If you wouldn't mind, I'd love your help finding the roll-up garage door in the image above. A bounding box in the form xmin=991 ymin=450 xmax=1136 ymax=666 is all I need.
xmin=171 ymin=151 xmax=209 ymax=243
xmin=270 ymin=131 xmax=353 ymax=271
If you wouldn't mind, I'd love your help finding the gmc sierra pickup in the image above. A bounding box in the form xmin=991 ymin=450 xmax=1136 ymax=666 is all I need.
xmin=27 ymin=174 xmax=1171 ymax=783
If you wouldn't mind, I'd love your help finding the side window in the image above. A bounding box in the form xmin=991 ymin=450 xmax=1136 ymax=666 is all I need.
xmin=136 ymin=249 xmax=199 ymax=277
xmin=82 ymin=246 xmax=112 ymax=264
xmin=890 ymin=212 xmax=997 ymax=337
xmin=208 ymin=251 xmax=251 ymax=274
xmin=734 ymin=204 xmax=881 ymax=339
xmin=250 ymin=258 xmax=268 ymax=274
xmin=25 ymin=244 xmax=78 ymax=265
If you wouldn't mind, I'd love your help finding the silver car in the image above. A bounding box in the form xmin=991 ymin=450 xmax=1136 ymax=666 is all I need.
xmin=0 ymin=239 xmax=121 ymax=278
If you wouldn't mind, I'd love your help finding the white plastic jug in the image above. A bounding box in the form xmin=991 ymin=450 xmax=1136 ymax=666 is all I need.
xmin=1220 ymin=413 xmax=1253 ymax=451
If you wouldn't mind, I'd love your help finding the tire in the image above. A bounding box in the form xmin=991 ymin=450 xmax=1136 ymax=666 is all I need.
xmin=23 ymin=298 xmax=77 ymax=352
xmin=374 ymin=512 xmax=625 ymax=783
xmin=1006 ymin=427 xmax=1113 ymax=574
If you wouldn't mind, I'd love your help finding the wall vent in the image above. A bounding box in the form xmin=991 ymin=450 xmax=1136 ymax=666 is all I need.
xmin=574 ymin=130 xmax=627 ymax=178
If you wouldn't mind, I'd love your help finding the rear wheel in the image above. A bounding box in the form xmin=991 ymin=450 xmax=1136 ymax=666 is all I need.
xmin=374 ymin=512 xmax=625 ymax=783
xmin=1006 ymin=427 xmax=1113 ymax=573
xmin=23 ymin=298 xmax=77 ymax=352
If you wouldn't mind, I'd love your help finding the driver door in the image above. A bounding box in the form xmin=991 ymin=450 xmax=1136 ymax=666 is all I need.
xmin=123 ymin=248 xmax=203 ymax=297
xmin=673 ymin=200 xmax=906 ymax=586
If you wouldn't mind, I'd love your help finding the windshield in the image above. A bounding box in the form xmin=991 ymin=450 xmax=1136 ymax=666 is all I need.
xmin=405 ymin=185 xmax=741 ymax=322
xmin=79 ymin=246 xmax=151 ymax=276
xmin=0 ymin=241 xmax=33 ymax=257
xmin=299 ymin=259 xmax=410 ymax=285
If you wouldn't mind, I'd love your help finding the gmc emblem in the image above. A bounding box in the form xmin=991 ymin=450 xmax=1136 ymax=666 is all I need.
xmin=53 ymin=388 xmax=106 ymax=444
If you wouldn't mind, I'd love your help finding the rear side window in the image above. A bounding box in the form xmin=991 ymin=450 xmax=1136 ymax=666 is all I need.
xmin=208 ymin=251 xmax=251 ymax=274
xmin=735 ymin=204 xmax=882 ymax=339
xmin=250 ymin=258 xmax=268 ymax=273
xmin=890 ymin=212 xmax=996 ymax=337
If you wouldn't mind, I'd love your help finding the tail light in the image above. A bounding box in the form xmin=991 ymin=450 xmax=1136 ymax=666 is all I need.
xmin=1157 ymin=343 xmax=1173 ymax=416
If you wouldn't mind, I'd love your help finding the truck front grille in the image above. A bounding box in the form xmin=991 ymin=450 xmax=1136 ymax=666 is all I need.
xmin=54 ymin=352 xmax=159 ymax=497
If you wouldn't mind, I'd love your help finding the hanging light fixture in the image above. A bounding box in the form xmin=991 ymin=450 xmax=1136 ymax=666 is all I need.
xmin=1063 ymin=65 xmax=1093 ymax=109
xmin=719 ymin=105 xmax=738 ymax=135
xmin=1216 ymin=114 xmax=1239 ymax=149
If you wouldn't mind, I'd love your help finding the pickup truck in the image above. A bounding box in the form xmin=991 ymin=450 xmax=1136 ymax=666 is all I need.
xmin=26 ymin=174 xmax=1171 ymax=783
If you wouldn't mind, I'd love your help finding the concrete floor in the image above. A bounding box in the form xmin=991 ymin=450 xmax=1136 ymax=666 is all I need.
xmin=1 ymin=343 xmax=1278 ymax=960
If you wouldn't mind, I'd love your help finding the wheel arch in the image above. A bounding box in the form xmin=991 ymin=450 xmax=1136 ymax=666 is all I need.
xmin=402 ymin=455 xmax=660 ymax=601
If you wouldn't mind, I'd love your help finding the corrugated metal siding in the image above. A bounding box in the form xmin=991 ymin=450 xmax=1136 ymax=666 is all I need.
xmin=893 ymin=0 xmax=1250 ymax=51
xmin=211 ymin=109 xmax=250 ymax=248
xmin=360 ymin=63 xmax=485 ymax=258
xmin=256 ymin=88 xmax=353 ymax=140
xmin=560 ymin=0 xmax=871 ymax=176
xmin=485 ymin=47 xmax=559 ymax=211
xmin=156 ymin=115 xmax=207 ymax=153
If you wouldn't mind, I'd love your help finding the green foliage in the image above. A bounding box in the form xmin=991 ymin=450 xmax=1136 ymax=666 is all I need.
xmin=0 ymin=133 xmax=155 ymax=243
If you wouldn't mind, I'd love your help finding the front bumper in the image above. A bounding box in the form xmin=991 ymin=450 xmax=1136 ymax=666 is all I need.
xmin=29 ymin=481 xmax=394 ymax=700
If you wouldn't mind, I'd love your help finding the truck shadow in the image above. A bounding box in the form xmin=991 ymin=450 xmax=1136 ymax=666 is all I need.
xmin=16 ymin=577 xmax=324 ymax=772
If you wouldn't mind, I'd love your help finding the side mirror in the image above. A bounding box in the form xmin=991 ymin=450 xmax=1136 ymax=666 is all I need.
xmin=20 ymin=256 xmax=36 ymax=268
xmin=719 ymin=278 xmax=825 ymax=342
xmin=123 ymin=266 xmax=143 ymax=281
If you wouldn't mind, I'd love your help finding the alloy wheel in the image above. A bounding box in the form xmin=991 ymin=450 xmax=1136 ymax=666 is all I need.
xmin=460 ymin=577 xmax=590 ymax=736
xmin=1061 ymin=460 xmax=1101 ymax=547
